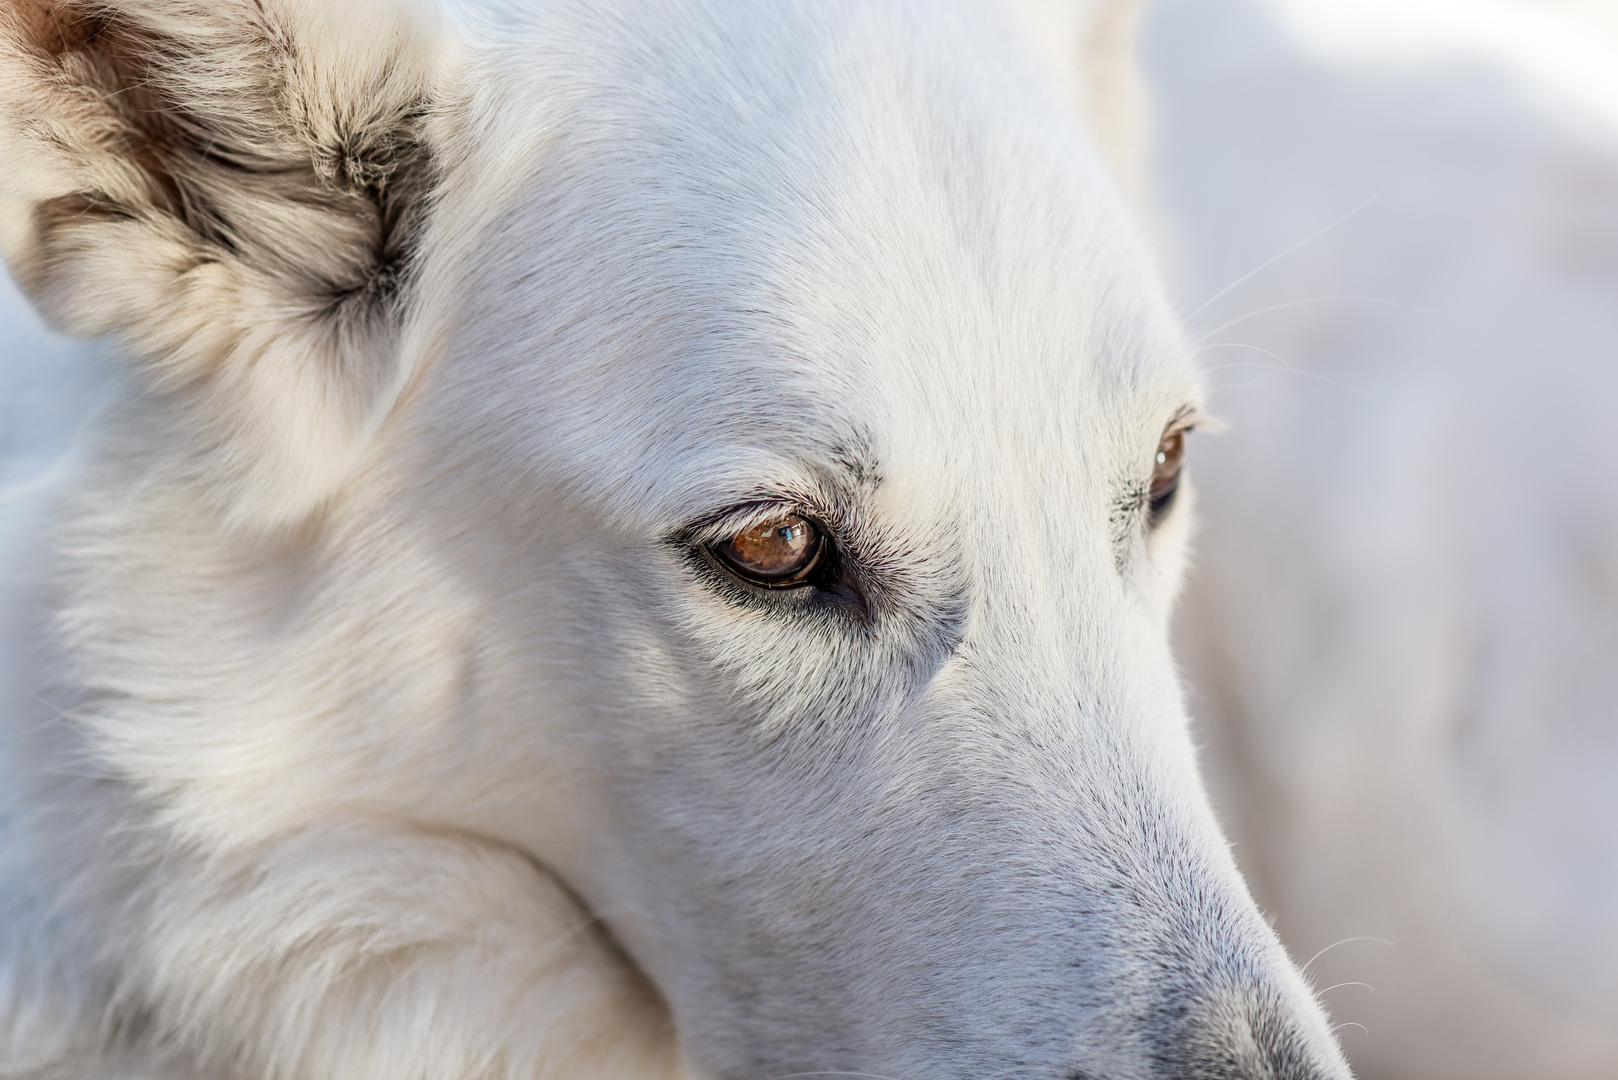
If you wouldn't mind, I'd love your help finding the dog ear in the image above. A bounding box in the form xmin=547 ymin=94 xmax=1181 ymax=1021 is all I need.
xmin=1013 ymin=0 xmax=1149 ymax=197
xmin=0 ymin=0 xmax=454 ymax=526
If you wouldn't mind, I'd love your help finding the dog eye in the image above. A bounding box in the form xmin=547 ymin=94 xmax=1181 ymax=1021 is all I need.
xmin=714 ymin=515 xmax=825 ymax=586
xmin=1150 ymin=428 xmax=1187 ymax=520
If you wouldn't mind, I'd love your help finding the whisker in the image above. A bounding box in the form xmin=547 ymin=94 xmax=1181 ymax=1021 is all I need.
xmin=1302 ymin=935 xmax=1394 ymax=975
xmin=1332 ymin=1021 xmax=1370 ymax=1038
xmin=1185 ymin=191 xmax=1383 ymax=322
xmin=1195 ymin=296 xmax=1406 ymax=345
xmin=1317 ymin=981 xmax=1375 ymax=995
xmin=1197 ymin=342 xmax=1382 ymax=399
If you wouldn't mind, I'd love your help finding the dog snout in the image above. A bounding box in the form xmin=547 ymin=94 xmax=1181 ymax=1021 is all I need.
xmin=1145 ymin=983 xmax=1352 ymax=1080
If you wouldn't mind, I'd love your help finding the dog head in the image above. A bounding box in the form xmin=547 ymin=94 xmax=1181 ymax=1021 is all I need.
xmin=0 ymin=0 xmax=1351 ymax=1077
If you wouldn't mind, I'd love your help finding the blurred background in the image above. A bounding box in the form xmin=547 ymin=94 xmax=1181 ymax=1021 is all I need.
xmin=1144 ymin=1 xmax=1618 ymax=1077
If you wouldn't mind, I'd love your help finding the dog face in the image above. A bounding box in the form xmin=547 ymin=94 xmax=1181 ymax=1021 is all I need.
xmin=380 ymin=5 xmax=1347 ymax=1076
xmin=0 ymin=0 xmax=1350 ymax=1076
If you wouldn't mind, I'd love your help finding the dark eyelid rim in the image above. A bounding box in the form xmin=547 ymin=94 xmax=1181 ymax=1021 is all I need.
xmin=667 ymin=493 xmax=876 ymax=619
xmin=667 ymin=499 xmax=837 ymax=589
xmin=712 ymin=515 xmax=825 ymax=583
xmin=668 ymin=494 xmax=843 ymax=551
xmin=1145 ymin=405 xmax=1201 ymax=528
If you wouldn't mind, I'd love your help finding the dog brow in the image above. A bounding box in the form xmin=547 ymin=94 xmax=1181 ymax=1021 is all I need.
xmin=825 ymin=432 xmax=884 ymax=493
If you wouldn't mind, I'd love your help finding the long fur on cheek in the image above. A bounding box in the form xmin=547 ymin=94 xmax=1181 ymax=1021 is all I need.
xmin=126 ymin=826 xmax=681 ymax=1080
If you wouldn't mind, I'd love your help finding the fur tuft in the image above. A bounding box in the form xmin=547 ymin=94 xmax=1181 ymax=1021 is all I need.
xmin=0 ymin=0 xmax=453 ymax=527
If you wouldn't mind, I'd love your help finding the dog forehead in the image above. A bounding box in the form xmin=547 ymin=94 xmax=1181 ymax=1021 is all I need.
xmin=429 ymin=0 xmax=1196 ymax=523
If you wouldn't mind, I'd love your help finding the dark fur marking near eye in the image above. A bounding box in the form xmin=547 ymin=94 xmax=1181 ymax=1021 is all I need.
xmin=827 ymin=439 xmax=884 ymax=491
xmin=1110 ymin=481 xmax=1148 ymax=571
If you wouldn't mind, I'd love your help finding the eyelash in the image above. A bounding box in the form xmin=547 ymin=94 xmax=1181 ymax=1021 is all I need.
xmin=678 ymin=504 xmax=870 ymax=619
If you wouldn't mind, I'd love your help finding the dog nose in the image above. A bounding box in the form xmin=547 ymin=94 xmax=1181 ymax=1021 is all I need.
xmin=1063 ymin=981 xmax=1350 ymax=1080
xmin=1147 ymin=982 xmax=1352 ymax=1080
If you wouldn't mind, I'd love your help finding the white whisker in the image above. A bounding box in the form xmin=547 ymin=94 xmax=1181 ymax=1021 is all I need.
xmin=1185 ymin=191 xmax=1383 ymax=322
xmin=1198 ymin=342 xmax=1382 ymax=399
xmin=1302 ymin=936 xmax=1394 ymax=976
xmin=1317 ymin=981 xmax=1375 ymax=995
xmin=1195 ymin=296 xmax=1406 ymax=346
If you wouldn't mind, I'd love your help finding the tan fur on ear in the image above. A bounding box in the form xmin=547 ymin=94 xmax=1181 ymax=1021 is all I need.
xmin=1076 ymin=0 xmax=1147 ymax=196
xmin=1012 ymin=0 xmax=1149 ymax=201
xmin=0 ymin=0 xmax=454 ymax=527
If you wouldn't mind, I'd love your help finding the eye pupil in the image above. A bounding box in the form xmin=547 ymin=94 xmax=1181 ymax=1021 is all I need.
xmin=715 ymin=514 xmax=824 ymax=585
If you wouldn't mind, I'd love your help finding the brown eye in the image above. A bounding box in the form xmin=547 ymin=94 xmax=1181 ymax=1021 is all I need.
xmin=714 ymin=514 xmax=825 ymax=586
xmin=1150 ymin=428 xmax=1187 ymax=518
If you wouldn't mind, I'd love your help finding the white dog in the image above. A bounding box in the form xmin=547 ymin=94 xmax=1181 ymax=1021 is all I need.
xmin=0 ymin=1 xmax=1351 ymax=1078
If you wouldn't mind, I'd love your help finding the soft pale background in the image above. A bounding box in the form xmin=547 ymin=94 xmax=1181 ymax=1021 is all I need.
xmin=1147 ymin=2 xmax=1618 ymax=1077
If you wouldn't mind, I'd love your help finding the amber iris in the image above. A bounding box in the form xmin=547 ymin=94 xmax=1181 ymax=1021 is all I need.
xmin=1150 ymin=429 xmax=1186 ymax=513
xmin=715 ymin=515 xmax=823 ymax=585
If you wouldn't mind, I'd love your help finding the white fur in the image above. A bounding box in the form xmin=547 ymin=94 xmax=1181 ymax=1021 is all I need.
xmin=0 ymin=1 xmax=1350 ymax=1078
